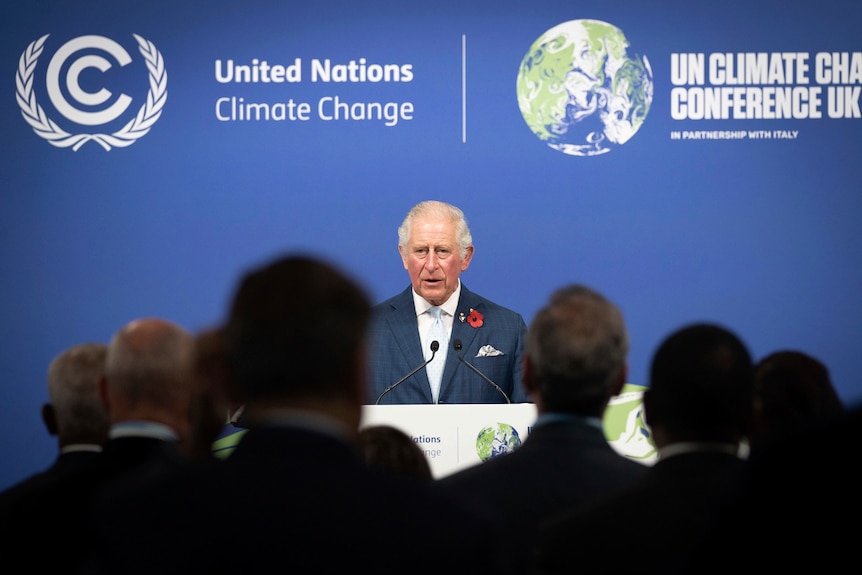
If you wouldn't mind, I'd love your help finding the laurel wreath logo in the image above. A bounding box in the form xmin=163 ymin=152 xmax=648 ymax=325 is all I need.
xmin=16 ymin=34 xmax=167 ymax=151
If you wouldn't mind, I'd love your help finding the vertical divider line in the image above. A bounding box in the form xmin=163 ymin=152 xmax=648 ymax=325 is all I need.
xmin=462 ymin=34 xmax=467 ymax=143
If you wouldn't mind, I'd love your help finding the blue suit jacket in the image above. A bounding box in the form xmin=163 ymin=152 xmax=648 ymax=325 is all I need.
xmin=366 ymin=284 xmax=530 ymax=404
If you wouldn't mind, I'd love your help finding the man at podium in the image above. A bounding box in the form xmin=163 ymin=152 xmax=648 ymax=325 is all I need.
xmin=366 ymin=200 xmax=529 ymax=405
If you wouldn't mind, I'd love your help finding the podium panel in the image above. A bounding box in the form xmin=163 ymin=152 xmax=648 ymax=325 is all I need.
xmin=361 ymin=385 xmax=657 ymax=478
xmin=210 ymin=385 xmax=658 ymax=474
xmin=361 ymin=403 xmax=537 ymax=478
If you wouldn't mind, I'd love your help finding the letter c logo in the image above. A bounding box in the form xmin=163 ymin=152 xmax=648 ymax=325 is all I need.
xmin=45 ymin=35 xmax=133 ymax=126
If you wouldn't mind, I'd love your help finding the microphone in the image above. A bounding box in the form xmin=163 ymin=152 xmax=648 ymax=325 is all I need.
xmin=375 ymin=340 xmax=439 ymax=404
xmin=452 ymin=339 xmax=511 ymax=403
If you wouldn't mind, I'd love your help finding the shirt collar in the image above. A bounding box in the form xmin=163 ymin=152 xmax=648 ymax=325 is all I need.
xmin=108 ymin=421 xmax=178 ymax=442
xmin=250 ymin=408 xmax=353 ymax=441
xmin=412 ymin=280 xmax=461 ymax=318
xmin=658 ymin=441 xmax=744 ymax=460
xmin=534 ymin=412 xmax=605 ymax=431
xmin=59 ymin=444 xmax=103 ymax=454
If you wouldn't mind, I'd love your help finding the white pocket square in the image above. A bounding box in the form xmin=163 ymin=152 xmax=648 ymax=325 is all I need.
xmin=476 ymin=345 xmax=504 ymax=357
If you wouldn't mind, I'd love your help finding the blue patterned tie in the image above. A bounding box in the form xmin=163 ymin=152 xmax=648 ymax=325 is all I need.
xmin=425 ymin=306 xmax=448 ymax=403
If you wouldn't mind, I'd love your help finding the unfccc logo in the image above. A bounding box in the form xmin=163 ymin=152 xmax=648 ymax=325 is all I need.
xmin=16 ymin=34 xmax=167 ymax=151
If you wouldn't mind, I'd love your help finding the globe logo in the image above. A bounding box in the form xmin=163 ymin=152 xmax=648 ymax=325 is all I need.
xmin=516 ymin=19 xmax=653 ymax=156
xmin=476 ymin=423 xmax=522 ymax=461
xmin=604 ymin=383 xmax=657 ymax=464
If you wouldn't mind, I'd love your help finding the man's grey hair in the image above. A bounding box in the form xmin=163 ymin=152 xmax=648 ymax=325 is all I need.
xmin=527 ymin=285 xmax=629 ymax=414
xmin=47 ymin=342 xmax=110 ymax=439
xmin=397 ymin=200 xmax=473 ymax=259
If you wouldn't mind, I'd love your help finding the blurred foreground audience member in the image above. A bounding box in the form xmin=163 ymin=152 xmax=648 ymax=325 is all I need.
xmin=86 ymin=254 xmax=511 ymax=575
xmin=434 ymin=284 xmax=646 ymax=573
xmin=96 ymin=317 xmax=197 ymax=475
xmin=357 ymin=424 xmax=433 ymax=481
xmin=683 ymin=348 xmax=857 ymax=574
xmin=179 ymin=326 xmax=237 ymax=461
xmin=189 ymin=326 xmax=250 ymax=460
xmin=532 ymin=322 xmax=755 ymax=575
xmin=684 ymin=400 xmax=862 ymax=573
xmin=1 ymin=318 xmax=196 ymax=572
xmin=0 ymin=343 xmax=109 ymax=509
xmin=747 ymin=349 xmax=845 ymax=454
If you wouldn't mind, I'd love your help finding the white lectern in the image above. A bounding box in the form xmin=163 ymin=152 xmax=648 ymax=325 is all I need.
xmin=361 ymin=403 xmax=538 ymax=478
xmin=360 ymin=384 xmax=658 ymax=477
xmin=212 ymin=385 xmax=657 ymax=474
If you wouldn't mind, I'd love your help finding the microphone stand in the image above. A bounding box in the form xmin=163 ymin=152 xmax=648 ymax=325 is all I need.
xmin=453 ymin=339 xmax=511 ymax=403
xmin=375 ymin=340 xmax=440 ymax=404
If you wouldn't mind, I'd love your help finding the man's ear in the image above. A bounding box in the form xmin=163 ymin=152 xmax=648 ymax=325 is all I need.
xmin=41 ymin=404 xmax=58 ymax=436
xmin=460 ymin=245 xmax=474 ymax=271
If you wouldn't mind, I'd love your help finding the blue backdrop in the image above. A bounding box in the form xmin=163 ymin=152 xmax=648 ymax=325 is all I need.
xmin=2 ymin=0 xmax=860 ymax=489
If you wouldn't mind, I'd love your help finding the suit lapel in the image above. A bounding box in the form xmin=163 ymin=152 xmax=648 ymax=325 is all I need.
xmin=440 ymin=286 xmax=483 ymax=398
xmin=385 ymin=287 xmax=433 ymax=401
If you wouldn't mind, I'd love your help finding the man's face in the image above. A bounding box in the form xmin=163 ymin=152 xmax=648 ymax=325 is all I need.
xmin=399 ymin=214 xmax=473 ymax=306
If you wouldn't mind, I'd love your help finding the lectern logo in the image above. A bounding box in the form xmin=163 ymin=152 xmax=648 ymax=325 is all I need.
xmin=16 ymin=34 xmax=167 ymax=151
xmin=475 ymin=423 xmax=522 ymax=461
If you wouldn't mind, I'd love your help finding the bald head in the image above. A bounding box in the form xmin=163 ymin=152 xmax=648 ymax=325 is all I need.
xmin=44 ymin=342 xmax=110 ymax=447
xmin=103 ymin=318 xmax=195 ymax=433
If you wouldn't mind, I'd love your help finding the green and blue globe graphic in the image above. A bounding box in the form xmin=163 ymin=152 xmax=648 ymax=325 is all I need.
xmin=604 ymin=383 xmax=657 ymax=463
xmin=517 ymin=19 xmax=653 ymax=156
xmin=476 ymin=423 xmax=522 ymax=461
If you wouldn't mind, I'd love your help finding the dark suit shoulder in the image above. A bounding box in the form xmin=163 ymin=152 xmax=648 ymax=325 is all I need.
xmin=372 ymin=286 xmax=413 ymax=311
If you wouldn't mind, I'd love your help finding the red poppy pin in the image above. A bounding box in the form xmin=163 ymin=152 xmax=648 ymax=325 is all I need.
xmin=466 ymin=308 xmax=484 ymax=328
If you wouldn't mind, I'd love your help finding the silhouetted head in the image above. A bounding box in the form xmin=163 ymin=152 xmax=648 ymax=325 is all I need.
xmin=227 ymin=254 xmax=371 ymax=412
xmin=749 ymin=349 xmax=845 ymax=450
xmin=357 ymin=424 xmax=432 ymax=481
xmin=645 ymin=322 xmax=753 ymax=445
xmin=103 ymin=318 xmax=196 ymax=436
